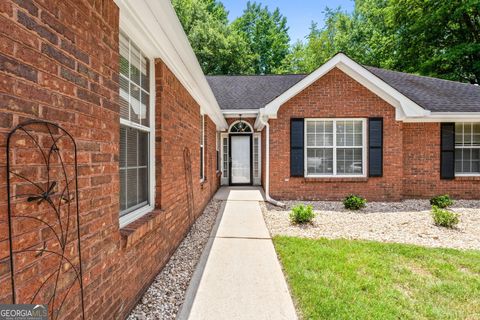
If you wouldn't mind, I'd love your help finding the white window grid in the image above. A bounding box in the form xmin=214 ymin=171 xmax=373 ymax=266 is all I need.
xmin=216 ymin=132 xmax=220 ymax=171
xmin=222 ymin=136 xmax=229 ymax=178
xmin=119 ymin=30 xmax=155 ymax=228
xmin=305 ymin=118 xmax=367 ymax=177
xmin=253 ymin=136 xmax=259 ymax=178
xmin=455 ymin=123 xmax=480 ymax=176
xmin=119 ymin=31 xmax=150 ymax=130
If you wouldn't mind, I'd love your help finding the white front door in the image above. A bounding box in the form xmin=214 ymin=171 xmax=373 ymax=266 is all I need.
xmin=230 ymin=135 xmax=251 ymax=184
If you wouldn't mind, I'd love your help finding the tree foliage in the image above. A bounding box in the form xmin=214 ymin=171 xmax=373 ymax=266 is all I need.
xmin=173 ymin=0 xmax=480 ymax=83
xmin=281 ymin=0 xmax=480 ymax=84
xmin=232 ymin=2 xmax=290 ymax=74
xmin=172 ymin=0 xmax=254 ymax=74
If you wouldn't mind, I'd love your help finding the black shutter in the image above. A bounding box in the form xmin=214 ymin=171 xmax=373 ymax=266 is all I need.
xmin=368 ymin=118 xmax=383 ymax=177
xmin=440 ymin=123 xmax=455 ymax=179
xmin=290 ymin=118 xmax=304 ymax=177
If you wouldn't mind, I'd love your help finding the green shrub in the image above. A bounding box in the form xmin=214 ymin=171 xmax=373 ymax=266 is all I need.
xmin=431 ymin=206 xmax=459 ymax=228
xmin=290 ymin=204 xmax=315 ymax=224
xmin=430 ymin=195 xmax=454 ymax=208
xmin=343 ymin=195 xmax=367 ymax=210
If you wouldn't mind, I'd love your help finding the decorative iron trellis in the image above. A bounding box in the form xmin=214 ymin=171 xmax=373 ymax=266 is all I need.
xmin=6 ymin=120 xmax=85 ymax=319
xmin=183 ymin=147 xmax=195 ymax=228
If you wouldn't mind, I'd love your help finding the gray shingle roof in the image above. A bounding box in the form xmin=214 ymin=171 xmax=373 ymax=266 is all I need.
xmin=365 ymin=66 xmax=480 ymax=112
xmin=206 ymin=74 xmax=307 ymax=110
xmin=207 ymin=68 xmax=480 ymax=113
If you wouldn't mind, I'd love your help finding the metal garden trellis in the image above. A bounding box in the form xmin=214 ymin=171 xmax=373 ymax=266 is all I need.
xmin=6 ymin=120 xmax=85 ymax=319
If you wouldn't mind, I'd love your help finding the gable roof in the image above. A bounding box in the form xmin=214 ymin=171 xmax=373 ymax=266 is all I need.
xmin=263 ymin=53 xmax=435 ymax=120
xmin=206 ymin=53 xmax=480 ymax=123
xmin=206 ymin=74 xmax=306 ymax=110
xmin=365 ymin=66 xmax=480 ymax=113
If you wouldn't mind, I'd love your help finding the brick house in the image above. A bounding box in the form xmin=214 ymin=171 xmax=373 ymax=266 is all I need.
xmin=1 ymin=0 xmax=226 ymax=318
xmin=0 ymin=0 xmax=480 ymax=319
xmin=208 ymin=53 xmax=480 ymax=201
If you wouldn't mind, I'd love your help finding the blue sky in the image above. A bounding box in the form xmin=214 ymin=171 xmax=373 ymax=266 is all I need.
xmin=221 ymin=0 xmax=355 ymax=43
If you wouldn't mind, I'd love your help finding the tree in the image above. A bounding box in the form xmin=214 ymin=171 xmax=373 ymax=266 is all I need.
xmin=232 ymin=2 xmax=290 ymax=74
xmin=280 ymin=0 xmax=480 ymax=84
xmin=172 ymin=0 xmax=254 ymax=74
xmin=389 ymin=0 xmax=480 ymax=84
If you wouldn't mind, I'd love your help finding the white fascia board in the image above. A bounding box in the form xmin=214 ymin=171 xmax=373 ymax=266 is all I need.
xmin=114 ymin=0 xmax=228 ymax=130
xmin=403 ymin=113 xmax=480 ymax=123
xmin=222 ymin=109 xmax=259 ymax=118
xmin=263 ymin=53 xmax=430 ymax=120
xmin=254 ymin=109 xmax=267 ymax=130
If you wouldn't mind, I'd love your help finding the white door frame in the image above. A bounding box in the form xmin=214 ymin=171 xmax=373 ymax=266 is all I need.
xmin=221 ymin=132 xmax=261 ymax=186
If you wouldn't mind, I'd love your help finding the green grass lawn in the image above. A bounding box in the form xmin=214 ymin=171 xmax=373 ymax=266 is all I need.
xmin=273 ymin=236 xmax=480 ymax=320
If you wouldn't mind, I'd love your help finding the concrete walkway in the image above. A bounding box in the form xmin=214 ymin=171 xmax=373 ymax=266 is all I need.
xmin=178 ymin=187 xmax=297 ymax=320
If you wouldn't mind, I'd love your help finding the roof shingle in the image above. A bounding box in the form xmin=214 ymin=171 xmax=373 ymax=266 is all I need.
xmin=207 ymin=68 xmax=480 ymax=113
xmin=364 ymin=66 xmax=480 ymax=113
xmin=206 ymin=74 xmax=306 ymax=110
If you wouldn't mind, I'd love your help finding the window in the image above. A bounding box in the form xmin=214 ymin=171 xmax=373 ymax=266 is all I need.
xmin=216 ymin=132 xmax=220 ymax=172
xmin=455 ymin=123 xmax=480 ymax=175
xmin=119 ymin=31 xmax=153 ymax=222
xmin=200 ymin=115 xmax=205 ymax=181
xmin=253 ymin=135 xmax=259 ymax=178
xmin=230 ymin=121 xmax=252 ymax=133
xmin=305 ymin=119 xmax=366 ymax=177
xmin=222 ymin=136 xmax=229 ymax=178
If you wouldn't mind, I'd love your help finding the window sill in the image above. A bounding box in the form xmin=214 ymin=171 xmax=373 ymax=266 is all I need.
xmin=303 ymin=176 xmax=368 ymax=183
xmin=120 ymin=209 xmax=164 ymax=249
xmin=455 ymin=176 xmax=480 ymax=181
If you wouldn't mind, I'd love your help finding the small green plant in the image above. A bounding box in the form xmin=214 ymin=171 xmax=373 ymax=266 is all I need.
xmin=430 ymin=195 xmax=454 ymax=208
xmin=431 ymin=205 xmax=459 ymax=228
xmin=343 ymin=195 xmax=367 ymax=210
xmin=290 ymin=204 xmax=315 ymax=224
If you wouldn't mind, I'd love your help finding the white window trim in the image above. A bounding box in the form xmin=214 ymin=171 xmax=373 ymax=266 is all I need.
xmin=253 ymin=133 xmax=262 ymax=185
xmin=304 ymin=118 xmax=367 ymax=178
xmin=229 ymin=120 xmax=253 ymax=133
xmin=454 ymin=122 xmax=480 ymax=177
xmin=221 ymin=133 xmax=229 ymax=185
xmin=216 ymin=131 xmax=221 ymax=172
xmin=119 ymin=31 xmax=156 ymax=229
xmin=200 ymin=114 xmax=205 ymax=182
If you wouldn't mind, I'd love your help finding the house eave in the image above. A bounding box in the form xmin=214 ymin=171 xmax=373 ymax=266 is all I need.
xmin=114 ymin=0 xmax=228 ymax=130
xmin=402 ymin=113 xmax=480 ymax=122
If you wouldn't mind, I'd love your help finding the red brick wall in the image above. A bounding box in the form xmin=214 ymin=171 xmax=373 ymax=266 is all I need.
xmin=0 ymin=1 xmax=219 ymax=319
xmin=403 ymin=123 xmax=480 ymax=198
xmin=268 ymin=68 xmax=480 ymax=201
xmin=269 ymin=67 xmax=404 ymax=201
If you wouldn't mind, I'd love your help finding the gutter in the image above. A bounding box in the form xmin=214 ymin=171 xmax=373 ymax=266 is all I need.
xmin=257 ymin=113 xmax=286 ymax=208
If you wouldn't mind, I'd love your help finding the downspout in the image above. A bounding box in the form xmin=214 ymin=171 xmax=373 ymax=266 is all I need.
xmin=258 ymin=113 xmax=286 ymax=208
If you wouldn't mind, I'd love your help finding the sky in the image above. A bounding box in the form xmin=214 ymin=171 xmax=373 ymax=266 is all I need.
xmin=221 ymin=0 xmax=355 ymax=43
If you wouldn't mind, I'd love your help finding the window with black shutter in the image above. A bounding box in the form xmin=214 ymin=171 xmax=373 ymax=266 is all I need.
xmin=441 ymin=123 xmax=455 ymax=179
xmin=290 ymin=118 xmax=304 ymax=177
xmin=368 ymin=118 xmax=383 ymax=177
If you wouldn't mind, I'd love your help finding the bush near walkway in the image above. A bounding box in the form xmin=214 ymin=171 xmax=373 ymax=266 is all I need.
xmin=274 ymin=236 xmax=480 ymax=320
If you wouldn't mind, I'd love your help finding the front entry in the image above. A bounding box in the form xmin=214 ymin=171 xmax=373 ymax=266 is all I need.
xmin=229 ymin=134 xmax=252 ymax=185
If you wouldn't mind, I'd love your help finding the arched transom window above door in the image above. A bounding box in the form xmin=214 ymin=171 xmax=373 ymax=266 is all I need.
xmin=229 ymin=120 xmax=253 ymax=133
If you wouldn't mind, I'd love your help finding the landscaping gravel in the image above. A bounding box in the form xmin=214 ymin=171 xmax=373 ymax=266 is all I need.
xmin=128 ymin=199 xmax=222 ymax=320
xmin=262 ymin=200 xmax=480 ymax=250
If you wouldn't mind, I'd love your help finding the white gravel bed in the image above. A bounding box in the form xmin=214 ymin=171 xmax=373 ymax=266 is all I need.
xmin=128 ymin=199 xmax=222 ymax=320
xmin=262 ymin=200 xmax=480 ymax=250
